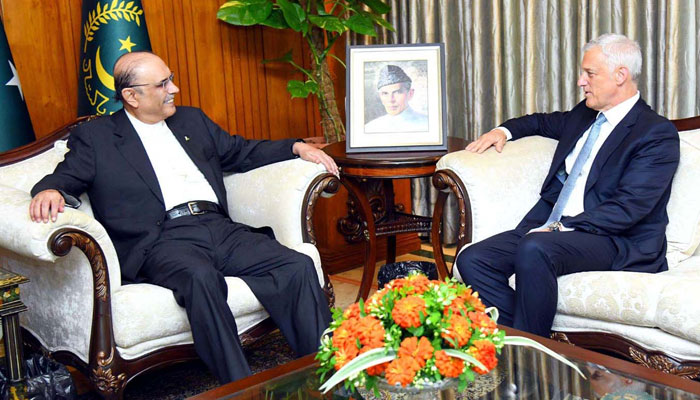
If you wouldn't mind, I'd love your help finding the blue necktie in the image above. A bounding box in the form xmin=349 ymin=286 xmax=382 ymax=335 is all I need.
xmin=543 ymin=113 xmax=607 ymax=227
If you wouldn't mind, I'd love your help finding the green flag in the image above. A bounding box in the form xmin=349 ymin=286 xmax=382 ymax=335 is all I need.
xmin=0 ymin=19 xmax=35 ymax=152
xmin=78 ymin=0 xmax=151 ymax=116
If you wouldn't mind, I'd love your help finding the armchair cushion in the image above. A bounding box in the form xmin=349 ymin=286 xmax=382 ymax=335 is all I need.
xmin=436 ymin=136 xmax=557 ymax=243
xmin=113 ymin=242 xmax=322 ymax=359
xmin=225 ymin=158 xmax=328 ymax=248
xmin=556 ymin=265 xmax=700 ymax=344
xmin=665 ymin=129 xmax=700 ymax=264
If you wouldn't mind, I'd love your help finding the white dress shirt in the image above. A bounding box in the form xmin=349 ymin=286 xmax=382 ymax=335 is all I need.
xmin=560 ymin=92 xmax=639 ymax=217
xmin=497 ymin=91 xmax=640 ymax=220
xmin=125 ymin=111 xmax=219 ymax=210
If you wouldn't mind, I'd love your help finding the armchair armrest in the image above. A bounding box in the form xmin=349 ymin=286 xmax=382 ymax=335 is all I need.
xmin=224 ymin=159 xmax=339 ymax=248
xmin=0 ymin=183 xmax=122 ymax=289
xmin=435 ymin=136 xmax=557 ymax=243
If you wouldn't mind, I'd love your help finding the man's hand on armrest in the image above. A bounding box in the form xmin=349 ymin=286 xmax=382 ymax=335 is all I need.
xmin=466 ymin=128 xmax=508 ymax=153
xmin=292 ymin=141 xmax=340 ymax=177
xmin=30 ymin=189 xmax=65 ymax=223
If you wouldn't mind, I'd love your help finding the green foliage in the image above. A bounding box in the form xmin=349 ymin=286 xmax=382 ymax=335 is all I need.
xmin=287 ymin=80 xmax=319 ymax=98
xmin=218 ymin=0 xmax=395 ymax=142
xmin=217 ymin=0 xmax=273 ymax=26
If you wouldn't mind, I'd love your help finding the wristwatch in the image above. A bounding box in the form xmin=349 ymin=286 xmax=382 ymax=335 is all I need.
xmin=548 ymin=221 xmax=563 ymax=232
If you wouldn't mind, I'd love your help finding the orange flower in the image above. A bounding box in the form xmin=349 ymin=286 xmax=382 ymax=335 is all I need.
xmin=441 ymin=314 xmax=472 ymax=348
xmin=392 ymin=296 xmax=426 ymax=328
xmin=404 ymin=274 xmax=431 ymax=295
xmin=332 ymin=319 xmax=358 ymax=350
xmin=397 ymin=336 xmax=434 ymax=368
xmin=366 ymin=362 xmax=388 ymax=376
xmin=386 ymin=278 xmax=408 ymax=291
xmin=469 ymin=340 xmax=498 ymax=374
xmin=356 ymin=316 xmax=385 ymax=349
xmin=468 ymin=311 xmax=497 ymax=334
xmin=465 ymin=291 xmax=486 ymax=312
xmin=343 ymin=302 xmax=363 ymax=320
xmin=434 ymin=350 xmax=465 ymax=378
xmin=443 ymin=296 xmax=467 ymax=317
xmin=334 ymin=341 xmax=359 ymax=370
xmin=385 ymin=356 xmax=421 ymax=386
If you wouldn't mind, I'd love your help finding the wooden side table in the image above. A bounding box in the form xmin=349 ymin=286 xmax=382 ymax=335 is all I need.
xmin=324 ymin=138 xmax=467 ymax=300
xmin=0 ymin=268 xmax=29 ymax=392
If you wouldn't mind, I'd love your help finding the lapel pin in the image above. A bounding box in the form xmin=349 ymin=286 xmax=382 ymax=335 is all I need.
xmin=184 ymin=135 xmax=190 ymax=142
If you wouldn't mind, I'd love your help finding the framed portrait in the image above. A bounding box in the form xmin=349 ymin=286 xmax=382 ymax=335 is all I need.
xmin=346 ymin=43 xmax=447 ymax=153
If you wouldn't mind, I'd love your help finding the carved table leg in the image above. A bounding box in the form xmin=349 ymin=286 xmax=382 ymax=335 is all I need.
xmin=383 ymin=180 xmax=397 ymax=264
xmin=341 ymin=177 xmax=377 ymax=301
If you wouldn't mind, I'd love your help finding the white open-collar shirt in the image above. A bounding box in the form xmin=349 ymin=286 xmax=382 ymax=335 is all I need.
xmin=125 ymin=110 xmax=219 ymax=210
xmin=498 ymin=91 xmax=640 ymax=219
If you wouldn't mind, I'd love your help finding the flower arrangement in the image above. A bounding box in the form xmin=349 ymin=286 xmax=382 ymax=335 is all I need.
xmin=316 ymin=273 xmax=583 ymax=394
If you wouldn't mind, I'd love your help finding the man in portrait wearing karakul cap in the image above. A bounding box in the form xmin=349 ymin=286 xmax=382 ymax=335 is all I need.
xmin=365 ymin=64 xmax=429 ymax=133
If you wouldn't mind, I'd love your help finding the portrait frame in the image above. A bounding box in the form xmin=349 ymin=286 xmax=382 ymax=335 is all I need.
xmin=346 ymin=43 xmax=447 ymax=153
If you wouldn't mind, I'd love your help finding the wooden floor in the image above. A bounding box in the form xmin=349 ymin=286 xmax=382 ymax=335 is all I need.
xmin=327 ymin=241 xmax=457 ymax=311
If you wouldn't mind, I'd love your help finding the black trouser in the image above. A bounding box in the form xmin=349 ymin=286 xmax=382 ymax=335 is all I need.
xmin=456 ymin=229 xmax=617 ymax=337
xmin=137 ymin=212 xmax=332 ymax=383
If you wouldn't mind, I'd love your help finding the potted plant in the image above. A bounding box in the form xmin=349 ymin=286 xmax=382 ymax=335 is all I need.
xmin=217 ymin=0 xmax=394 ymax=144
xmin=317 ymin=273 xmax=585 ymax=395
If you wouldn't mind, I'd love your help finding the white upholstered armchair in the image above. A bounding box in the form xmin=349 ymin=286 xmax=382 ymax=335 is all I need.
xmin=431 ymin=116 xmax=700 ymax=379
xmin=0 ymin=118 xmax=339 ymax=399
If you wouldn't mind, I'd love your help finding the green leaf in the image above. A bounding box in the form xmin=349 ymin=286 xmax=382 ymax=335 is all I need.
xmin=308 ymin=15 xmax=346 ymax=33
xmin=503 ymin=336 xmax=586 ymax=379
xmin=217 ymin=0 xmax=273 ymax=26
xmin=368 ymin=12 xmax=396 ymax=32
xmin=262 ymin=49 xmax=294 ymax=64
xmin=287 ymin=80 xmax=310 ymax=98
xmin=277 ymin=0 xmax=306 ymax=32
xmin=443 ymin=349 xmax=488 ymax=372
xmin=329 ymin=53 xmax=347 ymax=69
xmin=305 ymin=80 xmax=319 ymax=94
xmin=344 ymin=13 xmax=377 ymax=36
xmin=408 ymin=326 xmax=424 ymax=336
xmin=260 ymin=9 xmax=289 ymax=29
xmin=319 ymin=348 xmax=396 ymax=393
xmin=359 ymin=0 xmax=391 ymax=14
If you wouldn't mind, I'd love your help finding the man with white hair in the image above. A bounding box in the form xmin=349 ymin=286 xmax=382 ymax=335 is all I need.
xmin=456 ymin=33 xmax=680 ymax=337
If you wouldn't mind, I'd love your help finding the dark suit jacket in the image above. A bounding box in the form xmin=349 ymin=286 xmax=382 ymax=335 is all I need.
xmin=32 ymin=107 xmax=299 ymax=281
xmin=501 ymin=99 xmax=680 ymax=273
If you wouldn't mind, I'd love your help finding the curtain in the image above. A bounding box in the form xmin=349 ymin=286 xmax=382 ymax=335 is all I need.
xmin=350 ymin=0 xmax=700 ymax=244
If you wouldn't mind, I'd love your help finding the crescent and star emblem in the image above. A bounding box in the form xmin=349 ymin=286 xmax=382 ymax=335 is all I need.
xmin=95 ymin=46 xmax=115 ymax=91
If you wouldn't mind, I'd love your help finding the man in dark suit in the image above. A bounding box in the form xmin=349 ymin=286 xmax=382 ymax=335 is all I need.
xmin=456 ymin=33 xmax=680 ymax=337
xmin=29 ymin=51 xmax=338 ymax=383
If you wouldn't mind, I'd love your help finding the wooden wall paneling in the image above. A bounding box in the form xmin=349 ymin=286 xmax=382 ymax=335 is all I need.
xmin=180 ymin=1 xmax=201 ymax=111
xmin=299 ymin=41 xmax=321 ymax=139
xmin=229 ymin=26 xmax=252 ymax=138
xmin=1 ymin=0 xmax=81 ymax=137
xmin=250 ymin=26 xmax=270 ymax=140
xmin=249 ymin=26 xmax=267 ymax=139
xmin=57 ymin=0 xmax=82 ymax=116
xmin=262 ymin=27 xmax=314 ymax=140
xmin=189 ymin=0 xmax=228 ymax=128
xmin=217 ymin=16 xmax=237 ymax=136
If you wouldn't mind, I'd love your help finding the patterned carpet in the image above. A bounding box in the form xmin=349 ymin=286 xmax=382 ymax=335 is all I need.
xmin=77 ymin=330 xmax=296 ymax=399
